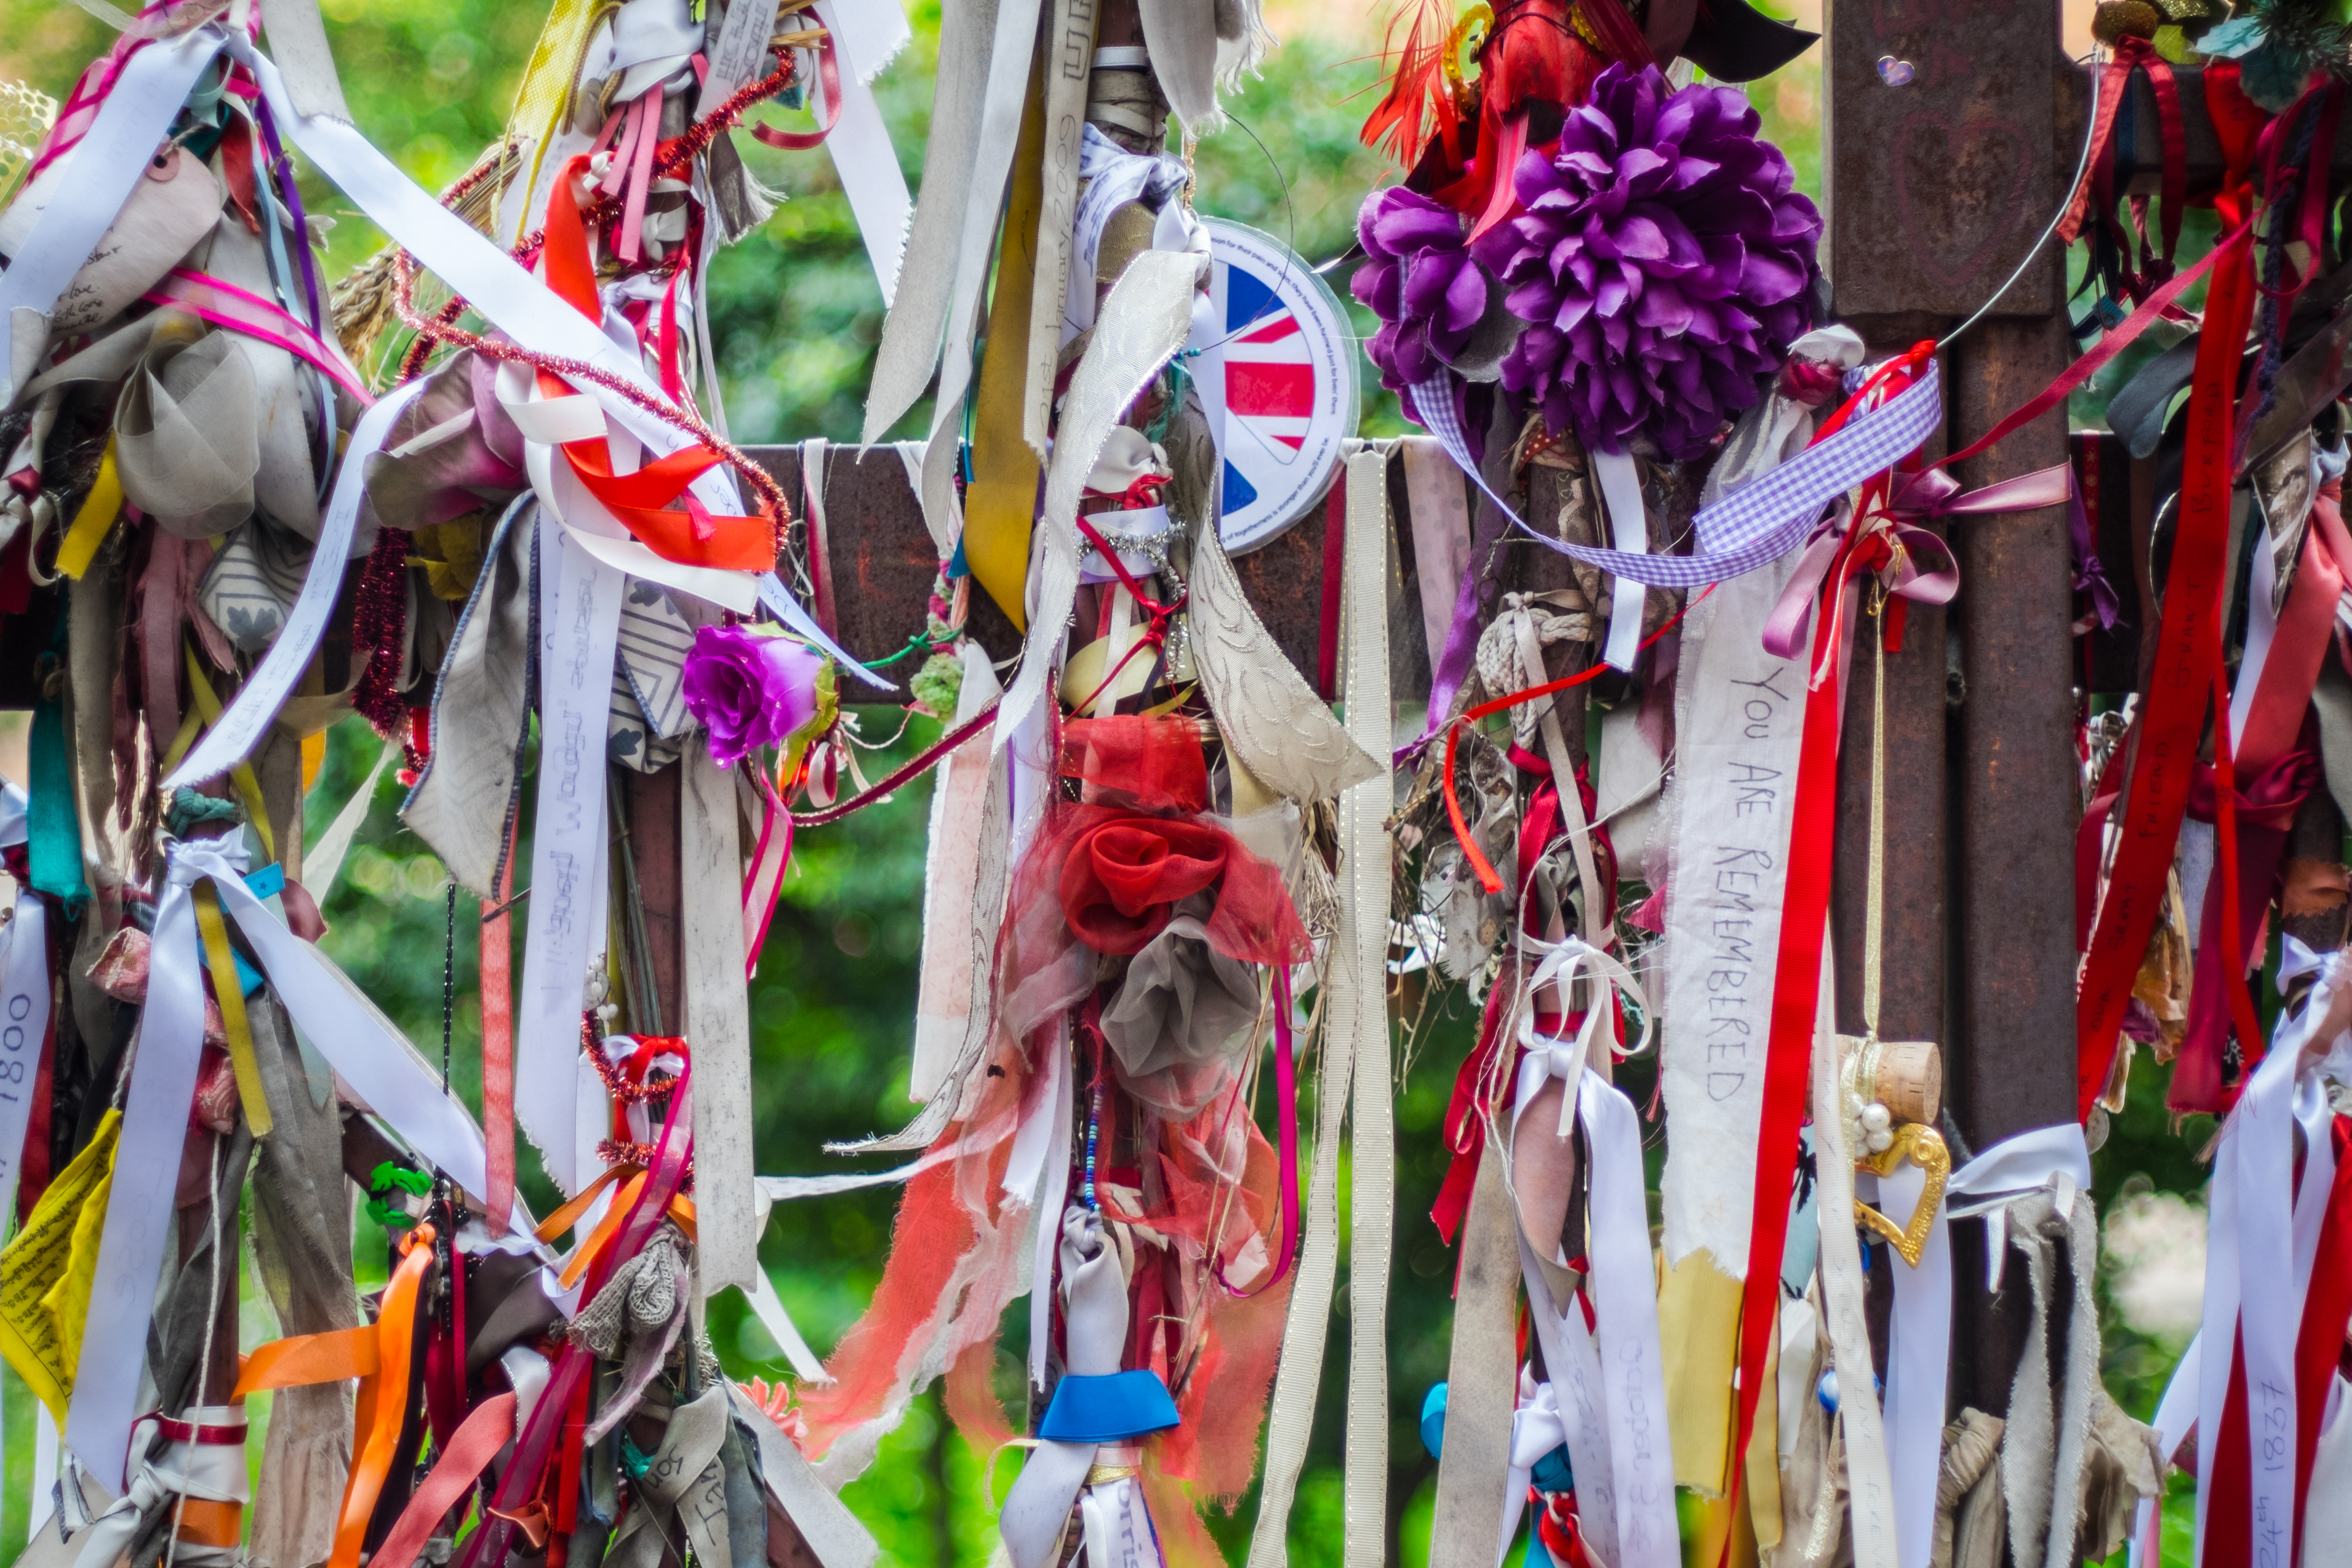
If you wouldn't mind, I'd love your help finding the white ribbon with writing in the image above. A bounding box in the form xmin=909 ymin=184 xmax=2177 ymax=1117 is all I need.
xmin=1656 ymin=548 xmax=1810 ymax=1275
xmin=67 ymin=837 xmax=502 ymax=1490
xmin=2194 ymin=936 xmax=2344 ymax=1566
xmin=0 ymin=777 xmax=48 ymax=1224
xmin=513 ymin=519 xmax=624 ymax=1197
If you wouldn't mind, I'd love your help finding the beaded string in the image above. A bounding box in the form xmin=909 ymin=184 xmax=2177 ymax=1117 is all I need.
xmin=1080 ymin=1080 xmax=1102 ymax=1213
xmin=441 ymin=881 xmax=457 ymax=1093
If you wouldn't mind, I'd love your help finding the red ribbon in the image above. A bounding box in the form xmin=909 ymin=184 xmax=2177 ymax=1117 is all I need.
xmin=2293 ymin=1118 xmax=2352 ymax=1561
xmin=749 ymin=32 xmax=843 ymax=150
xmin=2075 ymin=204 xmax=2259 ymax=1120
xmin=537 ymin=158 xmax=778 ymax=573
xmin=1723 ymin=357 xmax=1937 ymax=1541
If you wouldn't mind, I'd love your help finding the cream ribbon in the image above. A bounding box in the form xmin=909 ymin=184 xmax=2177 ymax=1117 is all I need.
xmin=66 ymin=838 xmax=503 ymax=1491
xmin=1248 ymin=446 xmax=1394 ymax=1568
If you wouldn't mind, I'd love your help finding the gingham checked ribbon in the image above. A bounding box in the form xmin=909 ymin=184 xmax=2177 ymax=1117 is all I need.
xmin=1407 ymin=361 xmax=1946 ymax=588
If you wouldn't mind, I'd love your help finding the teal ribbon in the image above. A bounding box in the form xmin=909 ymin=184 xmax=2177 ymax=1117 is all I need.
xmin=27 ymin=698 xmax=88 ymax=914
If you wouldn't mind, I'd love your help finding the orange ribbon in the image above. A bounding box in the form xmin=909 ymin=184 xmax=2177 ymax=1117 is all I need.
xmin=233 ymin=1224 xmax=436 ymax=1568
xmin=537 ymin=158 xmax=777 ymax=573
xmin=536 ymin=1163 xmax=698 ymax=1291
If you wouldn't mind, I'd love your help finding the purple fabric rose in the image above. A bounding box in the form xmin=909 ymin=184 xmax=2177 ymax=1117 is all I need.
xmin=1352 ymin=187 xmax=1493 ymax=392
xmin=1468 ymin=62 xmax=1822 ymax=461
xmin=683 ymin=625 xmax=822 ymax=767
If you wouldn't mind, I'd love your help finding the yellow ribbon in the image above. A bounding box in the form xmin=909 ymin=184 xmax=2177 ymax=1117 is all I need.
xmin=504 ymin=0 xmax=604 ymax=243
xmin=0 ymin=1110 xmax=121 ymax=1421
xmin=180 ymin=644 xmax=276 ymax=863
xmin=194 ymin=880 xmax=271 ymax=1138
xmin=960 ymin=51 xmax=1050 ymax=632
xmin=55 ymin=437 xmax=122 ymax=580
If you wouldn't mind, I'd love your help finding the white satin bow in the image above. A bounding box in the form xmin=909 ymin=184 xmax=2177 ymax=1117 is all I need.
xmin=1512 ymin=932 xmax=1653 ymax=1137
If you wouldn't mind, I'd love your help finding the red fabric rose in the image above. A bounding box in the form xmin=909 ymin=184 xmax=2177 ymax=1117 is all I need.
xmin=1058 ymin=816 xmax=1232 ymax=955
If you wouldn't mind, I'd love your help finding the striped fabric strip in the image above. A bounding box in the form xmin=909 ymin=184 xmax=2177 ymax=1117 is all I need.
xmin=1407 ymin=363 xmax=1945 ymax=588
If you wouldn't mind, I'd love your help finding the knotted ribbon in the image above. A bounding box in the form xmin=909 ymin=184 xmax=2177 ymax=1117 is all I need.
xmin=65 ymin=1405 xmax=249 ymax=1568
xmin=65 ymin=836 xmax=504 ymax=1493
xmin=1500 ymin=934 xmax=1673 ymax=1568
xmin=1757 ymin=464 xmax=2069 ymax=662
xmin=999 ymin=1207 xmax=1178 ymax=1568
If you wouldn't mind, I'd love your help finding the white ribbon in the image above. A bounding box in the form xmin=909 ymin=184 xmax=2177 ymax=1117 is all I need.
xmin=2193 ymin=935 xmax=2345 ymax=1567
xmin=0 ymin=29 xmax=223 ymax=403
xmin=809 ymin=0 xmax=912 ymax=306
xmin=1501 ymin=939 xmax=1671 ymax=1568
xmin=512 ymin=519 xmax=624 ymax=1197
xmin=1497 ymin=1377 xmax=1568 ymax=1562
xmin=66 ymin=837 xmax=502 ymax=1490
xmin=0 ymin=776 xmax=48 ymax=1225
xmin=67 ymin=1407 xmax=247 ymax=1568
xmin=1869 ymin=1112 xmax=2090 ymax=1568
xmin=1588 ymin=450 xmax=1648 ymax=675
xmin=1877 ymin=1160 xmax=1950 ymax=1568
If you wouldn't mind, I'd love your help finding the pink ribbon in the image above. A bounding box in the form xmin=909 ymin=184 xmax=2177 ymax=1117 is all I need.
xmin=1758 ymin=462 xmax=2071 ymax=660
xmin=141 ymin=268 xmax=375 ymax=404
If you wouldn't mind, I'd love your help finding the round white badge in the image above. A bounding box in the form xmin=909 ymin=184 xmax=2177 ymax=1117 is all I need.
xmin=1190 ymin=219 xmax=1360 ymax=555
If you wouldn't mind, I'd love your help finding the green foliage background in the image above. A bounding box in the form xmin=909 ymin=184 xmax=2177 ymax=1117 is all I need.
xmin=0 ymin=3 xmax=2204 ymax=1564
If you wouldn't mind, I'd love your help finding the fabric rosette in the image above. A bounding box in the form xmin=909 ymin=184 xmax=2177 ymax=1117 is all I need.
xmin=681 ymin=624 xmax=824 ymax=767
xmin=1467 ymin=61 xmax=1822 ymax=459
xmin=998 ymin=717 xmax=1311 ymax=1114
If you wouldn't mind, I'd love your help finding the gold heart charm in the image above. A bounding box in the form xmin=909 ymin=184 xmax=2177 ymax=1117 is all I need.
xmin=1853 ymin=1123 xmax=1950 ymax=1268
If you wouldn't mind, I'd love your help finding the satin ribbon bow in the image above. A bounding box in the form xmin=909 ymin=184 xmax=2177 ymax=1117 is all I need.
xmin=1496 ymin=1379 xmax=1570 ymax=1565
xmin=1757 ymin=461 xmax=2070 ymax=663
xmin=1511 ymin=933 xmax=1653 ymax=1137
xmin=1884 ymin=463 xmax=2074 ymax=524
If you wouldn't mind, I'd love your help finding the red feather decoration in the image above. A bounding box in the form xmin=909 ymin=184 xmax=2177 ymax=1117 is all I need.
xmin=1361 ymin=0 xmax=1464 ymax=171
xmin=1449 ymin=0 xmax=1602 ymax=229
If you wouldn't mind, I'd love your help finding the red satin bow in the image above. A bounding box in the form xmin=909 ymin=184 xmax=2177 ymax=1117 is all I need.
xmin=538 ymin=157 xmax=778 ymax=573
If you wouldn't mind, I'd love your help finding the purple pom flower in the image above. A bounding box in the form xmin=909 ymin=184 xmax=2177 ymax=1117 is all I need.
xmin=1468 ymin=63 xmax=1821 ymax=461
xmin=1352 ymin=187 xmax=1492 ymax=392
xmin=683 ymin=625 xmax=822 ymax=767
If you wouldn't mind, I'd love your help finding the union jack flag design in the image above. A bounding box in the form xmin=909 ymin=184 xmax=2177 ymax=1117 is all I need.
xmin=1197 ymin=220 xmax=1357 ymax=553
